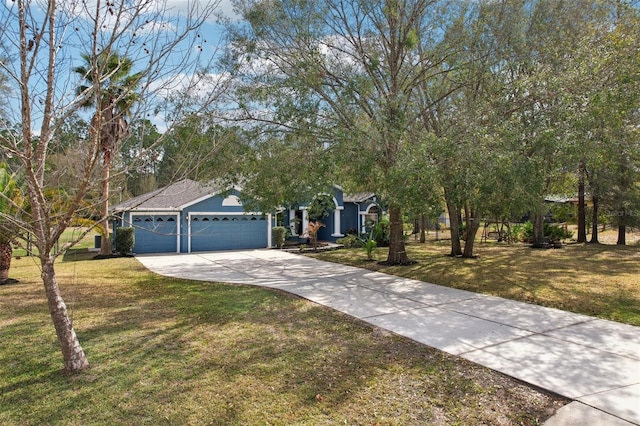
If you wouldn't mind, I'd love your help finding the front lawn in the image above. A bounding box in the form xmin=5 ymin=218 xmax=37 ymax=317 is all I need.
xmin=0 ymin=252 xmax=566 ymax=425
xmin=310 ymin=238 xmax=640 ymax=326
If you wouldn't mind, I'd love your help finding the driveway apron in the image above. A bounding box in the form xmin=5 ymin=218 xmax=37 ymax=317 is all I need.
xmin=137 ymin=249 xmax=640 ymax=426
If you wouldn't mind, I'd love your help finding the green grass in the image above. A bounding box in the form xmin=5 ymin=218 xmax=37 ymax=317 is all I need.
xmin=0 ymin=251 xmax=566 ymax=425
xmin=13 ymin=227 xmax=100 ymax=257
xmin=310 ymin=238 xmax=640 ymax=326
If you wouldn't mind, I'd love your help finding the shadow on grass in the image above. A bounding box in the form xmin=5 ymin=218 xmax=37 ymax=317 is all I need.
xmin=1 ymin=255 xmax=568 ymax=425
xmin=311 ymin=242 xmax=640 ymax=325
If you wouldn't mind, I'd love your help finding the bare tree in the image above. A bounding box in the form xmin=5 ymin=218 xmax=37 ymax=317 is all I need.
xmin=0 ymin=0 xmax=224 ymax=372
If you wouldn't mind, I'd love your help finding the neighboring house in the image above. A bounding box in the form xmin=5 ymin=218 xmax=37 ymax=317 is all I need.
xmin=112 ymin=180 xmax=380 ymax=254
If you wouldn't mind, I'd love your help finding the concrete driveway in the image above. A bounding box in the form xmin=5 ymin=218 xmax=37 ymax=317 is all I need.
xmin=137 ymin=249 xmax=640 ymax=426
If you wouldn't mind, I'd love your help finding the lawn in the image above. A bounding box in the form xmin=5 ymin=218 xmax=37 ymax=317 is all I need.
xmin=310 ymin=232 xmax=640 ymax=326
xmin=0 ymin=250 xmax=566 ymax=425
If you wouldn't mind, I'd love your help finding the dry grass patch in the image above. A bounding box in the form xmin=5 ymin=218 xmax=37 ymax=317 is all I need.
xmin=1 ymin=250 xmax=566 ymax=425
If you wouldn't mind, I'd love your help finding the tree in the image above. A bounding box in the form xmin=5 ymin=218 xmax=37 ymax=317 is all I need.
xmin=119 ymin=119 xmax=163 ymax=197
xmin=0 ymin=163 xmax=23 ymax=282
xmin=0 ymin=0 xmax=223 ymax=372
xmin=157 ymin=115 xmax=248 ymax=187
xmin=557 ymin=1 xmax=640 ymax=244
xmin=228 ymin=0 xmax=460 ymax=265
xmin=74 ymin=52 xmax=141 ymax=256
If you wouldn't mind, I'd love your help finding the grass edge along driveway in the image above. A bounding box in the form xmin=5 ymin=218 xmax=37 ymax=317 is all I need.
xmin=310 ymin=240 xmax=640 ymax=327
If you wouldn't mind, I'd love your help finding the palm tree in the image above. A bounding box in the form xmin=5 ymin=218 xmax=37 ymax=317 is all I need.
xmin=74 ymin=51 xmax=140 ymax=255
xmin=0 ymin=163 xmax=23 ymax=283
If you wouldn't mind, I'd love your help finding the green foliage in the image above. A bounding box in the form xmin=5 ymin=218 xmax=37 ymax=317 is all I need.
xmin=511 ymin=222 xmax=533 ymax=243
xmin=0 ymin=163 xmax=23 ymax=244
xmin=336 ymin=234 xmax=364 ymax=248
xmin=372 ymin=216 xmax=390 ymax=247
xmin=115 ymin=227 xmax=134 ymax=255
xmin=307 ymin=194 xmax=334 ymax=221
xmin=544 ymin=224 xmax=573 ymax=242
xmin=512 ymin=221 xmax=573 ymax=243
xmin=364 ymin=237 xmax=377 ymax=261
xmin=272 ymin=226 xmax=287 ymax=249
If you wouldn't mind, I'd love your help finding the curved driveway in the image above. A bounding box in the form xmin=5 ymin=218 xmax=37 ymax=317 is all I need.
xmin=137 ymin=249 xmax=640 ymax=426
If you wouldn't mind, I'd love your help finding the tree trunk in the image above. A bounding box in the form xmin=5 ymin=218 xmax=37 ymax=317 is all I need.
xmin=617 ymin=223 xmax=626 ymax=245
xmin=531 ymin=212 xmax=545 ymax=248
xmin=419 ymin=213 xmax=426 ymax=243
xmin=41 ymin=258 xmax=89 ymax=372
xmin=99 ymin=150 xmax=112 ymax=256
xmin=462 ymin=207 xmax=480 ymax=258
xmin=0 ymin=240 xmax=12 ymax=282
xmin=385 ymin=205 xmax=411 ymax=265
xmin=577 ymin=161 xmax=586 ymax=243
xmin=589 ymin=195 xmax=600 ymax=244
xmin=445 ymin=195 xmax=462 ymax=257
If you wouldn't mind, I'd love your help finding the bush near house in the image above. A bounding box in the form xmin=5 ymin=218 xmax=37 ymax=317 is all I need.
xmin=272 ymin=226 xmax=287 ymax=249
xmin=115 ymin=227 xmax=134 ymax=255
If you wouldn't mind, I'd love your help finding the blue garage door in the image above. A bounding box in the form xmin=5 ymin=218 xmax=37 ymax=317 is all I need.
xmin=132 ymin=215 xmax=178 ymax=254
xmin=190 ymin=215 xmax=268 ymax=252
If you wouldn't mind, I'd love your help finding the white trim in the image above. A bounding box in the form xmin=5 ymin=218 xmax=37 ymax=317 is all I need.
xmin=359 ymin=203 xmax=380 ymax=234
xmin=188 ymin=211 xmax=263 ymax=216
xmin=180 ymin=193 xmax=217 ymax=210
xmin=180 ymin=186 xmax=243 ymax=210
xmin=267 ymin=213 xmax=272 ymax=248
xmin=332 ymin=208 xmax=344 ymax=237
xmin=222 ymin=195 xmax=242 ymax=206
xmin=302 ymin=209 xmax=309 ymax=236
xmin=122 ymin=207 xmax=180 ymax=212
xmin=129 ymin=211 xmax=180 ymax=253
xmin=289 ymin=209 xmax=298 ymax=236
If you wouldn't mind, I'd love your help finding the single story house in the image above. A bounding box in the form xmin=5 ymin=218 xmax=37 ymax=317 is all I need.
xmin=112 ymin=179 xmax=380 ymax=254
xmin=281 ymin=188 xmax=380 ymax=242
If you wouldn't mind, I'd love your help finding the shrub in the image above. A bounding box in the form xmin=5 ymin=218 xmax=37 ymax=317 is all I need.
xmin=511 ymin=221 xmax=572 ymax=243
xmin=512 ymin=221 xmax=534 ymax=242
xmin=272 ymin=226 xmax=287 ymax=248
xmin=544 ymin=223 xmax=573 ymax=241
xmin=372 ymin=216 xmax=390 ymax=247
xmin=364 ymin=237 xmax=377 ymax=260
xmin=336 ymin=234 xmax=363 ymax=248
xmin=306 ymin=221 xmax=325 ymax=251
xmin=115 ymin=227 xmax=134 ymax=255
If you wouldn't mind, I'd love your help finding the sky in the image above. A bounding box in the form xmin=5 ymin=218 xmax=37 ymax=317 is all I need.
xmin=0 ymin=0 xmax=241 ymax=134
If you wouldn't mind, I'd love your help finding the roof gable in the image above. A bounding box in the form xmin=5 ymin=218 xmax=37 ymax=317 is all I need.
xmin=112 ymin=179 xmax=221 ymax=211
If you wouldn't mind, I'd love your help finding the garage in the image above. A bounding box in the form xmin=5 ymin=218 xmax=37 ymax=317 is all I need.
xmin=112 ymin=179 xmax=271 ymax=254
xmin=189 ymin=214 xmax=269 ymax=252
xmin=131 ymin=214 xmax=179 ymax=254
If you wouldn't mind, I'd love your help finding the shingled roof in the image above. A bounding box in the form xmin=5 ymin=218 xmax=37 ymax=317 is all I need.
xmin=343 ymin=192 xmax=376 ymax=203
xmin=112 ymin=179 xmax=220 ymax=211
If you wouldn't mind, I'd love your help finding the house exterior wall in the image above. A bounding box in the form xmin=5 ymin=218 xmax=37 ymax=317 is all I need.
xmin=117 ymin=189 xmax=271 ymax=254
xmin=342 ymin=204 xmax=360 ymax=235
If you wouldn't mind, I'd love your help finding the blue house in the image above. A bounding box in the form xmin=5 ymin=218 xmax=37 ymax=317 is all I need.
xmin=282 ymin=187 xmax=381 ymax=242
xmin=112 ymin=180 xmax=380 ymax=254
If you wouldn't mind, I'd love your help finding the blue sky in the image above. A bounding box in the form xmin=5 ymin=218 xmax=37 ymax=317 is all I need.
xmin=0 ymin=0 xmax=240 ymax=134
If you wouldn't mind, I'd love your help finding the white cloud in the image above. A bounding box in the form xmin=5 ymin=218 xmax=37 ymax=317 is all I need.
xmin=165 ymin=0 xmax=239 ymax=19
